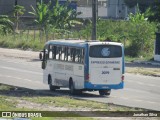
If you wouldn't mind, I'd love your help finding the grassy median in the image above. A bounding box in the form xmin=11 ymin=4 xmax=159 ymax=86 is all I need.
xmin=0 ymin=84 xmax=145 ymax=119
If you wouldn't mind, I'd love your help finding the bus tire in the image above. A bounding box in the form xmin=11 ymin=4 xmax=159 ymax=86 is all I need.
xmin=69 ymin=81 xmax=76 ymax=95
xmin=69 ymin=81 xmax=82 ymax=95
xmin=48 ymin=75 xmax=59 ymax=91
xmin=99 ymin=89 xmax=111 ymax=96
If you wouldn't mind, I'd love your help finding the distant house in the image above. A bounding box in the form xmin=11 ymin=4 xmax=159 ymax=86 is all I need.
xmin=107 ymin=0 xmax=136 ymax=19
xmin=77 ymin=0 xmax=108 ymax=18
xmin=76 ymin=0 xmax=136 ymax=19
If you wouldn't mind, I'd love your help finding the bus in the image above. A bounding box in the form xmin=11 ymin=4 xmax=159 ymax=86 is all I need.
xmin=39 ymin=39 xmax=125 ymax=96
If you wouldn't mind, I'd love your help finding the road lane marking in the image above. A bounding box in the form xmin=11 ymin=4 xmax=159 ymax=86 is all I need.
xmin=0 ymin=66 xmax=42 ymax=75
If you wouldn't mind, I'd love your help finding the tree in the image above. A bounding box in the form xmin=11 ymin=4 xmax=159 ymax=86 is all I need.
xmin=13 ymin=5 xmax=25 ymax=31
xmin=128 ymin=5 xmax=147 ymax=23
xmin=147 ymin=0 xmax=160 ymax=23
xmin=29 ymin=0 xmax=81 ymax=40
xmin=50 ymin=0 xmax=81 ymax=29
xmin=29 ymin=1 xmax=51 ymax=33
xmin=0 ymin=15 xmax=14 ymax=35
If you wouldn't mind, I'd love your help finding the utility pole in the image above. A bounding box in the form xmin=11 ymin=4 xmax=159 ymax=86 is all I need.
xmin=92 ymin=0 xmax=98 ymax=40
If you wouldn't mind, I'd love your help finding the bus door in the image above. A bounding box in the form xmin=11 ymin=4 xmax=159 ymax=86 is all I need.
xmin=89 ymin=44 xmax=123 ymax=85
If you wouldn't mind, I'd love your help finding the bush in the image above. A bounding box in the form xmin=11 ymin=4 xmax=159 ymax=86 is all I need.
xmin=76 ymin=20 xmax=156 ymax=57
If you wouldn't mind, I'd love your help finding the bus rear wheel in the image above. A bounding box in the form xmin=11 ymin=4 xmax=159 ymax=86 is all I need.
xmin=69 ymin=81 xmax=82 ymax=95
xmin=99 ymin=89 xmax=111 ymax=96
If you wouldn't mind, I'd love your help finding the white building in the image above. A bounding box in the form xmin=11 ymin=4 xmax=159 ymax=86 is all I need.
xmin=107 ymin=0 xmax=136 ymax=19
xmin=77 ymin=0 xmax=136 ymax=19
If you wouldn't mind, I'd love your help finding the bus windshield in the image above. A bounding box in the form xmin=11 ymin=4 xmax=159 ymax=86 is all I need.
xmin=89 ymin=45 xmax=122 ymax=58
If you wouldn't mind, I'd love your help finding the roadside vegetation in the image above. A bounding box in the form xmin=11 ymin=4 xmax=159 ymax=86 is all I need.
xmin=0 ymin=84 xmax=141 ymax=111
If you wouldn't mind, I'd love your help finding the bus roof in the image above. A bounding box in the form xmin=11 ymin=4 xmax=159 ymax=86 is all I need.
xmin=45 ymin=39 xmax=123 ymax=47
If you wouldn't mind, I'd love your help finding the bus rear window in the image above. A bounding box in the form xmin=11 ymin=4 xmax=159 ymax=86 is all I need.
xmin=89 ymin=45 xmax=122 ymax=58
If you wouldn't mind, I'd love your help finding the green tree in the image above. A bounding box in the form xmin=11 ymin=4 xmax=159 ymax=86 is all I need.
xmin=128 ymin=5 xmax=147 ymax=23
xmin=0 ymin=15 xmax=14 ymax=35
xmin=29 ymin=1 xmax=51 ymax=33
xmin=50 ymin=0 xmax=81 ymax=30
xmin=29 ymin=0 xmax=81 ymax=40
xmin=13 ymin=5 xmax=25 ymax=31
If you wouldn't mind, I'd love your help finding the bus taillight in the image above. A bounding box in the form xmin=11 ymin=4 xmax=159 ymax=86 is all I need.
xmin=85 ymin=74 xmax=90 ymax=81
xmin=121 ymin=75 xmax=124 ymax=81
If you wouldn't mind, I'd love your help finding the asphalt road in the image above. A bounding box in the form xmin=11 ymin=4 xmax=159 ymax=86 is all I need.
xmin=0 ymin=56 xmax=160 ymax=111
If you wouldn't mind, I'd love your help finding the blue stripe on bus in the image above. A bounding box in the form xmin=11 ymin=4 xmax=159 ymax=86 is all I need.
xmin=84 ymin=43 xmax=89 ymax=80
xmin=84 ymin=82 xmax=124 ymax=90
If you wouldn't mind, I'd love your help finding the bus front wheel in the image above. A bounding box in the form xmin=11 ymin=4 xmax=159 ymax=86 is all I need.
xmin=48 ymin=76 xmax=59 ymax=91
xmin=99 ymin=89 xmax=111 ymax=96
xmin=69 ymin=81 xmax=76 ymax=95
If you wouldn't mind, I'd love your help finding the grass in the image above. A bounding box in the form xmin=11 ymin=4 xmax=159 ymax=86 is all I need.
xmin=22 ymin=96 xmax=107 ymax=110
xmin=0 ymin=84 xmax=144 ymax=111
xmin=0 ymin=34 xmax=45 ymax=51
xmin=125 ymin=56 xmax=154 ymax=62
xmin=126 ymin=67 xmax=160 ymax=76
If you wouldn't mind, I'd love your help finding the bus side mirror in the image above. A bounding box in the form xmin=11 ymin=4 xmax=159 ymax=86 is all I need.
xmin=42 ymin=61 xmax=46 ymax=69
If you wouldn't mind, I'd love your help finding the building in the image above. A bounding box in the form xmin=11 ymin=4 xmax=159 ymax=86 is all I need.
xmin=76 ymin=0 xmax=136 ymax=19
xmin=0 ymin=0 xmax=155 ymax=19
xmin=77 ymin=0 xmax=108 ymax=18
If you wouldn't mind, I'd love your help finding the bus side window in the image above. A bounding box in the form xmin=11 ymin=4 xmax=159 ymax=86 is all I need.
xmin=61 ymin=46 xmax=65 ymax=61
xmin=56 ymin=46 xmax=60 ymax=60
xmin=48 ymin=45 xmax=53 ymax=59
xmin=59 ymin=46 xmax=62 ymax=60
xmin=68 ymin=48 xmax=71 ymax=62
xmin=81 ymin=49 xmax=84 ymax=64
xmin=71 ymin=48 xmax=76 ymax=62
xmin=75 ymin=48 xmax=80 ymax=63
xmin=75 ymin=48 xmax=84 ymax=64
xmin=68 ymin=47 xmax=75 ymax=62
xmin=64 ymin=47 xmax=68 ymax=61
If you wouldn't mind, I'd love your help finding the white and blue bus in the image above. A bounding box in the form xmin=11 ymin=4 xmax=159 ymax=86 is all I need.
xmin=40 ymin=40 xmax=125 ymax=96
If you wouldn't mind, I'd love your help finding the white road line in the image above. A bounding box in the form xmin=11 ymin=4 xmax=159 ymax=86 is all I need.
xmin=0 ymin=66 xmax=42 ymax=75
